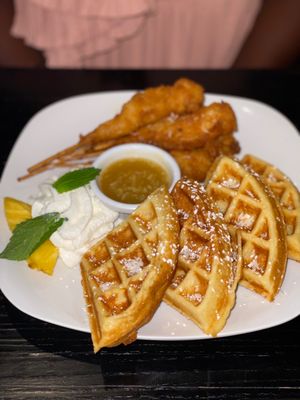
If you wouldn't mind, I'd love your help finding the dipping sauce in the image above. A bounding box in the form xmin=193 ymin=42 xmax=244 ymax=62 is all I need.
xmin=98 ymin=158 xmax=171 ymax=204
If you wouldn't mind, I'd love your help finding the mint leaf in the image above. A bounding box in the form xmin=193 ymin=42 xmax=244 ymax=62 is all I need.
xmin=0 ymin=212 xmax=65 ymax=261
xmin=53 ymin=167 xmax=100 ymax=193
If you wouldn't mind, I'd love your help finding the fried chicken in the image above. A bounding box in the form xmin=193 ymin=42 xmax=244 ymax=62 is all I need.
xmin=131 ymin=102 xmax=237 ymax=150
xmin=171 ymin=133 xmax=240 ymax=181
xmin=20 ymin=79 xmax=240 ymax=181
xmin=81 ymin=78 xmax=204 ymax=145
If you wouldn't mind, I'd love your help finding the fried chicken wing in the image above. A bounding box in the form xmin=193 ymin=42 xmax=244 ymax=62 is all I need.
xmin=131 ymin=102 xmax=237 ymax=150
xmin=171 ymin=133 xmax=240 ymax=181
xmin=81 ymin=78 xmax=204 ymax=145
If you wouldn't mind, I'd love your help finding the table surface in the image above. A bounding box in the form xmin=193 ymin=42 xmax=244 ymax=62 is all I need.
xmin=0 ymin=69 xmax=299 ymax=400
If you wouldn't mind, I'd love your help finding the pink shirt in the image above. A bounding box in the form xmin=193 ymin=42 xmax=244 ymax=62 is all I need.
xmin=12 ymin=0 xmax=262 ymax=68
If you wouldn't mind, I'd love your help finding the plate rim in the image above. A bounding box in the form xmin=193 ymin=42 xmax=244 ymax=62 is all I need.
xmin=1 ymin=91 xmax=300 ymax=341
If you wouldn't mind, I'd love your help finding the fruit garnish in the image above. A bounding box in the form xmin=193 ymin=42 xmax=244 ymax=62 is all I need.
xmin=28 ymin=240 xmax=59 ymax=276
xmin=2 ymin=197 xmax=62 ymax=275
xmin=4 ymin=197 xmax=60 ymax=275
xmin=4 ymin=197 xmax=31 ymax=230
xmin=0 ymin=212 xmax=64 ymax=261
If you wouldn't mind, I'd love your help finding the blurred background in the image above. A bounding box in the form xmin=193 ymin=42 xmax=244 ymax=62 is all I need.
xmin=0 ymin=0 xmax=300 ymax=70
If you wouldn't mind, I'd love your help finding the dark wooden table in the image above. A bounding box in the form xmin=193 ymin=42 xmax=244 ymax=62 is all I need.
xmin=1 ymin=69 xmax=299 ymax=400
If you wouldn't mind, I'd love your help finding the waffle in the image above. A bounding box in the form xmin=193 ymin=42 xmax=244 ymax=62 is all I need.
xmin=164 ymin=178 xmax=242 ymax=336
xmin=205 ymin=156 xmax=287 ymax=301
xmin=241 ymin=154 xmax=300 ymax=262
xmin=80 ymin=186 xmax=179 ymax=352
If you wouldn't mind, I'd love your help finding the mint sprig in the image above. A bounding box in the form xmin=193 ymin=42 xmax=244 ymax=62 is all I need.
xmin=53 ymin=167 xmax=100 ymax=193
xmin=0 ymin=212 xmax=65 ymax=261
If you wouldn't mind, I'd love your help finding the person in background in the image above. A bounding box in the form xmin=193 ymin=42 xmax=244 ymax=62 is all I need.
xmin=0 ymin=0 xmax=299 ymax=69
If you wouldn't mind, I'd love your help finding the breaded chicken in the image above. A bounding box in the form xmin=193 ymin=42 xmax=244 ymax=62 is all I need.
xmin=171 ymin=133 xmax=240 ymax=181
xmin=131 ymin=102 xmax=237 ymax=150
xmin=21 ymin=79 xmax=240 ymax=181
xmin=81 ymin=78 xmax=204 ymax=145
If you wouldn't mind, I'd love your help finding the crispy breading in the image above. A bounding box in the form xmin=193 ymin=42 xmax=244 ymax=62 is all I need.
xmin=20 ymin=79 xmax=241 ymax=181
xmin=131 ymin=102 xmax=237 ymax=150
xmin=171 ymin=133 xmax=240 ymax=181
xmin=81 ymin=78 xmax=204 ymax=145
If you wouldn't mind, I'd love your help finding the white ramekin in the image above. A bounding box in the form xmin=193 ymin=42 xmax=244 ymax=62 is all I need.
xmin=90 ymin=143 xmax=181 ymax=213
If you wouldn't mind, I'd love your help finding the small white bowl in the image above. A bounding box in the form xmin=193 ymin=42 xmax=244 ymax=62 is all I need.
xmin=90 ymin=143 xmax=181 ymax=213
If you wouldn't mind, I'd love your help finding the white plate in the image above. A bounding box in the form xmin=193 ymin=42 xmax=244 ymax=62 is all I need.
xmin=1 ymin=92 xmax=300 ymax=341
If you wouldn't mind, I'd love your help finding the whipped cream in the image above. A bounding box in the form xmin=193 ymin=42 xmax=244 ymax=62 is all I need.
xmin=31 ymin=178 xmax=119 ymax=267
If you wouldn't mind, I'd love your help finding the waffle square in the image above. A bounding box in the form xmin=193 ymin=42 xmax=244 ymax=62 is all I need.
xmin=80 ymin=186 xmax=179 ymax=352
xmin=242 ymin=154 xmax=300 ymax=262
xmin=205 ymin=156 xmax=287 ymax=301
xmin=164 ymin=178 xmax=242 ymax=336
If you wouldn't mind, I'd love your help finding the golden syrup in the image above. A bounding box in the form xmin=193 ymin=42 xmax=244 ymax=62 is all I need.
xmin=98 ymin=158 xmax=170 ymax=204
